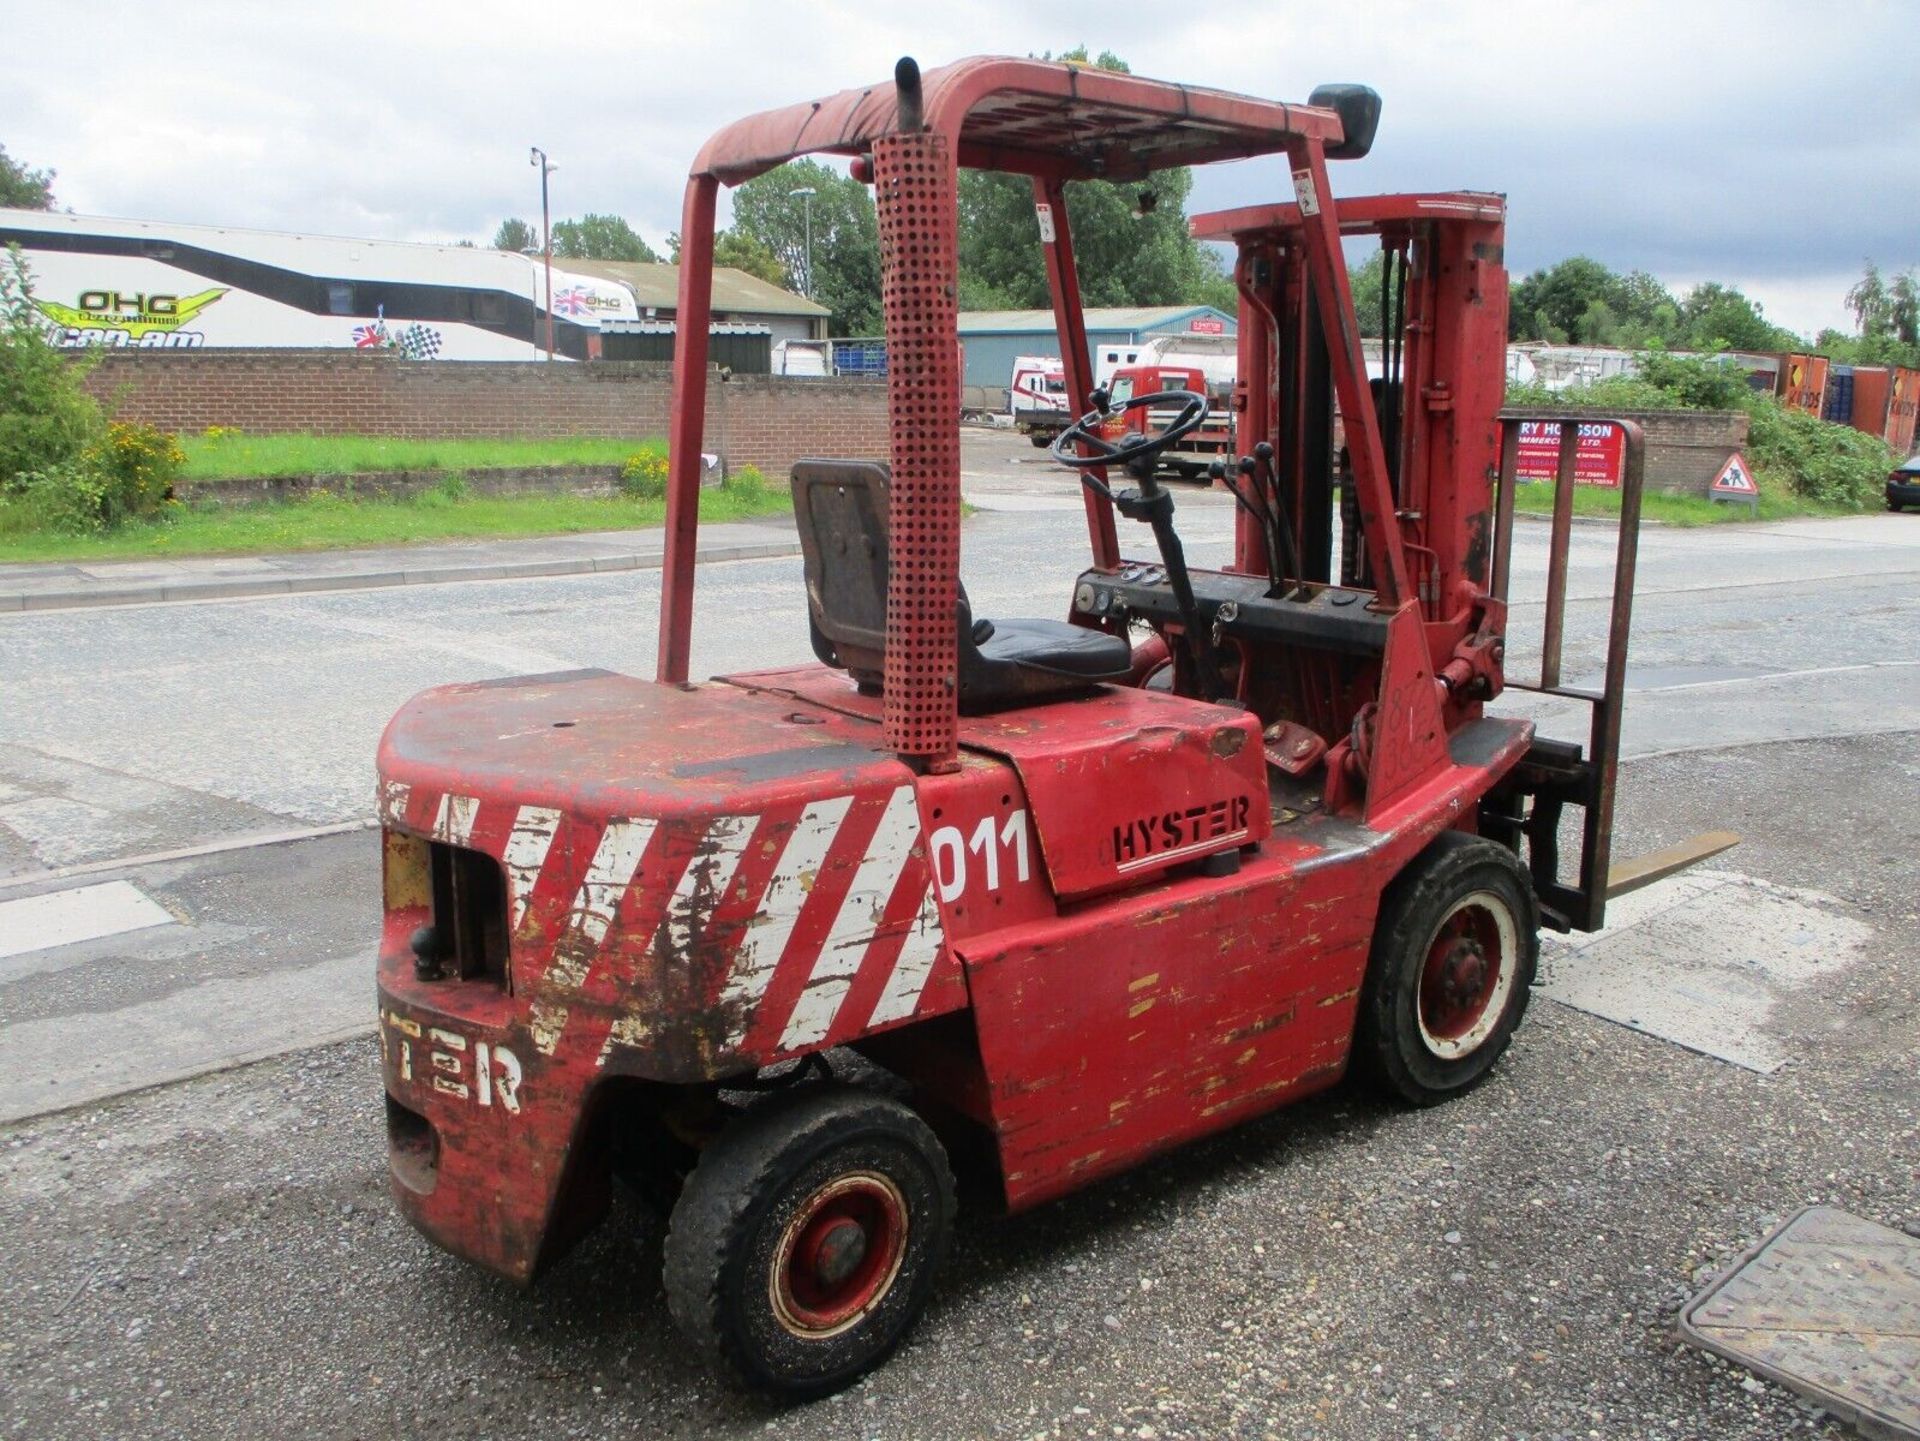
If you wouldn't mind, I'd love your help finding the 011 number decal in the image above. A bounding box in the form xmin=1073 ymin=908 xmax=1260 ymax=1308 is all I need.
xmin=930 ymin=810 xmax=1031 ymax=902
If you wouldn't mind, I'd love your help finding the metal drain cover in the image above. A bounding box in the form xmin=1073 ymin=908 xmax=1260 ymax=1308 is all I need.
xmin=1680 ymin=1207 xmax=1920 ymax=1439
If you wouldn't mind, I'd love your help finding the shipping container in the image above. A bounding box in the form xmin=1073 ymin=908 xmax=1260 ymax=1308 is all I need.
xmin=1823 ymin=365 xmax=1854 ymax=423
xmin=1888 ymin=368 xmax=1919 ymax=456
xmin=1783 ymin=353 xmax=1829 ymax=417
xmin=1850 ymin=367 xmax=1890 ymax=444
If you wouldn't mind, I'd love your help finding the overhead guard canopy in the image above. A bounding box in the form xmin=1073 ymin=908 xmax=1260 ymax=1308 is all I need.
xmin=690 ymin=56 xmax=1347 ymax=185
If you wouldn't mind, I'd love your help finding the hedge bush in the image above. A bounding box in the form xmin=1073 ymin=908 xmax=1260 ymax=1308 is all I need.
xmin=1 ymin=245 xmax=186 ymax=532
xmin=1506 ymin=349 xmax=1892 ymax=510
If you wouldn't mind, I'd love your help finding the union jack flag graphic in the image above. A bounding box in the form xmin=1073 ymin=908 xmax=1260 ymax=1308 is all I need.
xmin=352 ymin=321 xmax=389 ymax=348
xmin=552 ymin=285 xmax=594 ymax=318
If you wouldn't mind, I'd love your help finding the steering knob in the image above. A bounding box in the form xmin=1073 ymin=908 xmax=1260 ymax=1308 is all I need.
xmin=1254 ymin=441 xmax=1275 ymax=463
xmin=1088 ymin=385 xmax=1112 ymax=415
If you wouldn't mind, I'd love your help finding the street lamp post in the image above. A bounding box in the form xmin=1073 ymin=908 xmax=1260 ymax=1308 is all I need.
xmin=788 ymin=186 xmax=816 ymax=299
xmin=530 ymin=146 xmax=557 ymax=360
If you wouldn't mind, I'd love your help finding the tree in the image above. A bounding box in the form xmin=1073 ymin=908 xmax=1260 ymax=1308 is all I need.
xmin=491 ymin=217 xmax=537 ymax=252
xmin=0 ymin=145 xmax=54 ymax=210
xmin=1845 ymin=262 xmax=1888 ymax=336
xmin=730 ymin=159 xmax=882 ymax=334
xmin=953 ymin=48 xmax=1228 ymax=313
xmin=712 ymin=230 xmax=788 ymax=288
xmin=1678 ymin=281 xmax=1790 ymax=352
xmin=1349 ymin=251 xmax=1385 ymax=337
xmin=1509 ymin=257 xmax=1623 ymax=342
xmin=666 ymin=229 xmax=792 ymax=289
xmin=1845 ymin=261 xmax=1919 ymax=348
xmin=549 ymin=213 xmax=658 ymax=263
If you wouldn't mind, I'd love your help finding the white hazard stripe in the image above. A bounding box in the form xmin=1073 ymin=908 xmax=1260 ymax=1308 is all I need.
xmin=781 ymin=786 xmax=922 ymax=1050
xmin=378 ymin=780 xmax=411 ymax=827
xmin=432 ymin=793 xmax=480 ymax=846
xmin=597 ymin=814 xmax=758 ymax=1064
xmin=867 ymin=885 xmax=945 ymax=1027
xmin=530 ymin=818 xmax=656 ymax=1056
xmin=502 ymin=806 xmax=563 ymax=931
xmin=715 ymin=796 xmax=854 ymax=1047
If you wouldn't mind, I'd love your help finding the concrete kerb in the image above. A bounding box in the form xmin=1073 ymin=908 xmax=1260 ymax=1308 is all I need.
xmin=3 ymin=538 xmax=802 ymax=612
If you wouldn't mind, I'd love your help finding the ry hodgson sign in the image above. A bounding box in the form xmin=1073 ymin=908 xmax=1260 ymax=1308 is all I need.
xmin=1513 ymin=419 xmax=1624 ymax=487
xmin=34 ymin=287 xmax=228 ymax=348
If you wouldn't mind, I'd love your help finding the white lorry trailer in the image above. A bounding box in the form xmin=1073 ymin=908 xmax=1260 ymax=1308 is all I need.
xmin=0 ymin=207 xmax=639 ymax=360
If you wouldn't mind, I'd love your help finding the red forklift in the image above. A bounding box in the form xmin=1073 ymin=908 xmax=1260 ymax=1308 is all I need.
xmin=373 ymin=56 xmax=1694 ymax=1397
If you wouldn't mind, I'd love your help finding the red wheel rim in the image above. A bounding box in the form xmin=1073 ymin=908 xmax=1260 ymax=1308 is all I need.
xmin=1416 ymin=891 xmax=1517 ymax=1059
xmin=770 ymin=1171 xmax=909 ymax=1338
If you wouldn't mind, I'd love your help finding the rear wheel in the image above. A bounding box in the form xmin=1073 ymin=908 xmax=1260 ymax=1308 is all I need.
xmin=662 ymin=1086 xmax=955 ymax=1397
xmin=1354 ymin=832 xmax=1537 ymax=1105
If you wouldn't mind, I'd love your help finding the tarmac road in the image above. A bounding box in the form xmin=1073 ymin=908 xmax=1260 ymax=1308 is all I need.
xmin=2 ymin=734 xmax=1914 ymax=1441
xmin=1 ymin=430 xmax=1917 ymax=1437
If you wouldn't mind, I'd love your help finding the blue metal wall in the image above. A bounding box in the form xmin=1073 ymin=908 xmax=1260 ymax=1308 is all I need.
xmin=961 ymin=329 xmax=1145 ymax=392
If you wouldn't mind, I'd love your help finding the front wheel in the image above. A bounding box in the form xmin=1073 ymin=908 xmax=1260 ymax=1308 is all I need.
xmin=662 ymin=1086 xmax=955 ymax=1398
xmin=1353 ymin=832 xmax=1538 ymax=1106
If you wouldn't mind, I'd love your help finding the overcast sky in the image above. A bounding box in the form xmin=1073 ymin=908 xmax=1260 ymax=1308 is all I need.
xmin=5 ymin=1 xmax=1913 ymax=338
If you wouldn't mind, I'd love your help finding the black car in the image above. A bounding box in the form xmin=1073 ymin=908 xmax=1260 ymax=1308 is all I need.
xmin=1890 ymin=454 xmax=1920 ymax=511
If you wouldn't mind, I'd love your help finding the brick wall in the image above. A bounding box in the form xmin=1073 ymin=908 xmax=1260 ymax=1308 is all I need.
xmin=82 ymin=349 xmax=890 ymax=480
xmin=1501 ymin=407 xmax=1750 ymax=496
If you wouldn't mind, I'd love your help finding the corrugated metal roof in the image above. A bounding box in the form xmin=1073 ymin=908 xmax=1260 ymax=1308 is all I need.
xmin=957 ymin=305 xmax=1232 ymax=334
xmin=600 ymin=319 xmax=771 ymax=335
xmin=562 ymin=259 xmax=828 ymax=317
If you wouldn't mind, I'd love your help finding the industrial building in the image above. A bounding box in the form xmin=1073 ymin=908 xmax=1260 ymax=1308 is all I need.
xmin=956 ymin=304 xmax=1236 ymax=391
xmin=563 ymin=259 xmax=830 ymax=346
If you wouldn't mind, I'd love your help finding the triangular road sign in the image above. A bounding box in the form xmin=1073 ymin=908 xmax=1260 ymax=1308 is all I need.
xmin=1711 ymin=451 xmax=1759 ymax=496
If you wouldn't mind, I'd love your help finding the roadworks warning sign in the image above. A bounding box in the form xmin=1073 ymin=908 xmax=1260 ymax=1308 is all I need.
xmin=1710 ymin=451 xmax=1759 ymax=499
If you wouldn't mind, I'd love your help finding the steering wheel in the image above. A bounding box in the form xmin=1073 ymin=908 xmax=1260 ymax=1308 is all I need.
xmin=1049 ymin=389 xmax=1209 ymax=472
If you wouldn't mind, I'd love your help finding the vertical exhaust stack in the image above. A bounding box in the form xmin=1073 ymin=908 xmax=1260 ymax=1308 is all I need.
xmin=873 ymin=57 xmax=961 ymax=772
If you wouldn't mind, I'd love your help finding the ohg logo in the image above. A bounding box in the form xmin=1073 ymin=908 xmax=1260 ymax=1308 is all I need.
xmin=79 ymin=291 xmax=180 ymax=315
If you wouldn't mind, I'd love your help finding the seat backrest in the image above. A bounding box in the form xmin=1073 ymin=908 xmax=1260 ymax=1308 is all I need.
xmin=790 ymin=459 xmax=892 ymax=684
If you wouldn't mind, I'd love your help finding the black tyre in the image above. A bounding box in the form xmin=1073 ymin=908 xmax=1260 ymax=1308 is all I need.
xmin=1354 ymin=831 xmax=1538 ymax=1106
xmin=1028 ymin=432 xmax=1051 ymax=449
xmin=662 ymin=1086 xmax=955 ymax=1397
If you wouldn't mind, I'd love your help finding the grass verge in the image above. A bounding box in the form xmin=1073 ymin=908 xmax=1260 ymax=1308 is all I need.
xmin=178 ymin=431 xmax=665 ymax=482
xmin=1510 ymin=479 xmax=1841 ymax=526
xmin=0 ymin=481 xmax=787 ymax=564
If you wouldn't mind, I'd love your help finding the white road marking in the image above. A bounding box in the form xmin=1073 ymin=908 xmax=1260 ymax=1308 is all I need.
xmin=1538 ymin=870 xmax=1872 ymax=1074
xmin=717 ymin=795 xmax=854 ymax=1046
xmin=0 ymin=880 xmax=175 ymax=960
xmin=781 ymin=786 xmax=921 ymax=1050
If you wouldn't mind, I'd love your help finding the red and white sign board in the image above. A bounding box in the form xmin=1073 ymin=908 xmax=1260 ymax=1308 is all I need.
xmin=1710 ymin=450 xmax=1759 ymax=501
xmin=1514 ymin=420 xmax=1624 ymax=487
xmin=1188 ymin=316 xmax=1226 ymax=334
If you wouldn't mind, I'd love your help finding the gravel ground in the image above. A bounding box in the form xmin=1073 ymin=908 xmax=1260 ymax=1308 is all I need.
xmin=3 ymin=732 xmax=1915 ymax=1441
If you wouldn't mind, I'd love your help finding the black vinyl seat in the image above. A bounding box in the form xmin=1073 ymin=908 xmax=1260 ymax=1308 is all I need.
xmin=790 ymin=460 xmax=1133 ymax=712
